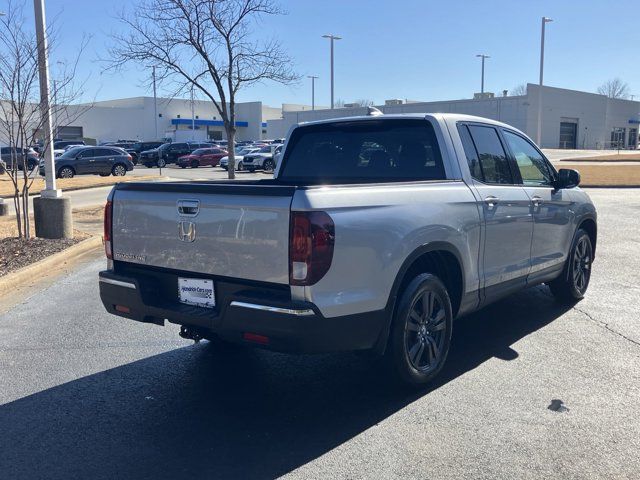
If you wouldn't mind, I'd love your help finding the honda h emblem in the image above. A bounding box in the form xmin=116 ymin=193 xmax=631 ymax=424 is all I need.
xmin=178 ymin=221 xmax=196 ymax=242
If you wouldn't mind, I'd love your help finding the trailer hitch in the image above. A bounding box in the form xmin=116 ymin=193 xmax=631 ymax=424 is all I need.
xmin=179 ymin=325 xmax=205 ymax=343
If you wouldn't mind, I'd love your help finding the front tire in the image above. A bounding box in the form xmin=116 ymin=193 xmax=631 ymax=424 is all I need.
xmin=157 ymin=158 xmax=166 ymax=168
xmin=58 ymin=167 xmax=74 ymax=179
xmin=387 ymin=273 xmax=453 ymax=387
xmin=548 ymin=228 xmax=593 ymax=301
xmin=263 ymin=159 xmax=275 ymax=172
xmin=191 ymin=160 xmax=199 ymax=168
xmin=237 ymin=161 xmax=243 ymax=171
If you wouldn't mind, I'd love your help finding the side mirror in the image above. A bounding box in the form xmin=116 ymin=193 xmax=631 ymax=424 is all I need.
xmin=556 ymin=168 xmax=580 ymax=189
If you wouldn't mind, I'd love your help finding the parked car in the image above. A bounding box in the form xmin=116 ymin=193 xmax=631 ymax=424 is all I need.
xmin=142 ymin=142 xmax=211 ymax=168
xmin=99 ymin=113 xmax=596 ymax=387
xmin=0 ymin=160 xmax=6 ymax=174
xmin=219 ymin=147 xmax=261 ymax=170
xmin=177 ymin=147 xmax=228 ymax=168
xmin=40 ymin=145 xmax=134 ymax=178
xmin=241 ymin=145 xmax=280 ymax=172
xmin=125 ymin=141 xmax=164 ymax=164
xmin=0 ymin=146 xmax=40 ymax=171
xmin=139 ymin=144 xmax=168 ymax=167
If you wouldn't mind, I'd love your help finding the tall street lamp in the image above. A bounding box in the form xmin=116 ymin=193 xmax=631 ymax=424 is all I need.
xmin=476 ymin=54 xmax=490 ymax=94
xmin=307 ymin=75 xmax=318 ymax=110
xmin=537 ymin=16 xmax=553 ymax=146
xmin=152 ymin=66 xmax=158 ymax=139
xmin=33 ymin=0 xmax=72 ymax=239
xmin=322 ymin=34 xmax=341 ymax=109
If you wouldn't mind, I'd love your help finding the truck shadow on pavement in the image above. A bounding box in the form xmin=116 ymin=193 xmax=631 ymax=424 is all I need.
xmin=0 ymin=286 xmax=573 ymax=480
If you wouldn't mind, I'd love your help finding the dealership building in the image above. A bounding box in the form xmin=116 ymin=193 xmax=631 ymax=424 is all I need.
xmin=54 ymin=96 xmax=316 ymax=144
xmin=267 ymin=84 xmax=640 ymax=150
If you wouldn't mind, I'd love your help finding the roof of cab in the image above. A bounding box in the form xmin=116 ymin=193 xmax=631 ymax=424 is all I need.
xmin=296 ymin=112 xmax=519 ymax=132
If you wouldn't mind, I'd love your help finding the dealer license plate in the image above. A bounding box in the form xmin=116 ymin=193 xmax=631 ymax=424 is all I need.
xmin=178 ymin=278 xmax=215 ymax=308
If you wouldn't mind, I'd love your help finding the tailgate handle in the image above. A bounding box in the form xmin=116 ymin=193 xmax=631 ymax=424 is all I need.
xmin=177 ymin=199 xmax=200 ymax=216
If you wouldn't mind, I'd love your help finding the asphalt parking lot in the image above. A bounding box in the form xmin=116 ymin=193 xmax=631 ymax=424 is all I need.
xmin=0 ymin=188 xmax=638 ymax=479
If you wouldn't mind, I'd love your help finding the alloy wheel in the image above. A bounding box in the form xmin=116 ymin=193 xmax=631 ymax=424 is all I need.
xmin=572 ymin=236 xmax=592 ymax=294
xmin=113 ymin=165 xmax=126 ymax=176
xmin=404 ymin=289 xmax=447 ymax=372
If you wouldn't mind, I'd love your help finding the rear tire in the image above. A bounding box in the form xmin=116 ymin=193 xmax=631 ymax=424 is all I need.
xmin=548 ymin=228 xmax=593 ymax=302
xmin=237 ymin=161 xmax=243 ymax=171
xmin=386 ymin=273 xmax=453 ymax=387
xmin=112 ymin=164 xmax=127 ymax=176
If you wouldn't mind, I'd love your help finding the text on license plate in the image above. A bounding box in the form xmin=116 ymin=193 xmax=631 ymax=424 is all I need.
xmin=178 ymin=278 xmax=215 ymax=308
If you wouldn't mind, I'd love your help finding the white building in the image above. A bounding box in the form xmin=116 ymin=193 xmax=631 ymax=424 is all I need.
xmin=54 ymin=97 xmax=312 ymax=144
xmin=267 ymin=84 xmax=640 ymax=150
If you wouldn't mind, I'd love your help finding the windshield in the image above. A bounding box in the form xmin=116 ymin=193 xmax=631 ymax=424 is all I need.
xmin=279 ymin=119 xmax=445 ymax=183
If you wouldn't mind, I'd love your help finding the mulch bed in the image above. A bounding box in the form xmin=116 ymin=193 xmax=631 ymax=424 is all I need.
xmin=0 ymin=231 xmax=90 ymax=277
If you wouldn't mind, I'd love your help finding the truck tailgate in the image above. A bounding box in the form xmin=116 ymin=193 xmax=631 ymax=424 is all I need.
xmin=111 ymin=182 xmax=295 ymax=284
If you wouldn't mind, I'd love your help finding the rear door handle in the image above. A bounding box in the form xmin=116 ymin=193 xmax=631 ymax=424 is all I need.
xmin=484 ymin=196 xmax=499 ymax=207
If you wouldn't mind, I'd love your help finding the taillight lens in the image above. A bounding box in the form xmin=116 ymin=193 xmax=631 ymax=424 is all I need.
xmin=104 ymin=200 xmax=113 ymax=259
xmin=289 ymin=211 xmax=335 ymax=286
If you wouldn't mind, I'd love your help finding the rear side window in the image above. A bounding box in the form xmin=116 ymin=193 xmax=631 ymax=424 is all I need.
xmin=464 ymin=125 xmax=513 ymax=184
xmin=280 ymin=119 xmax=445 ymax=183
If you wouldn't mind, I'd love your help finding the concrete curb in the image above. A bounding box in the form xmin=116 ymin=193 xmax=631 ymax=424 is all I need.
xmin=0 ymin=235 xmax=102 ymax=291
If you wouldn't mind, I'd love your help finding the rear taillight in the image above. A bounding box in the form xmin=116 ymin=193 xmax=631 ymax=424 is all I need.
xmin=289 ymin=211 xmax=335 ymax=286
xmin=104 ymin=200 xmax=113 ymax=259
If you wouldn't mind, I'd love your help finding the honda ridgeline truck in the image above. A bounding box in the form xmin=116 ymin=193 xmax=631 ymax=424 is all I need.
xmin=99 ymin=113 xmax=597 ymax=386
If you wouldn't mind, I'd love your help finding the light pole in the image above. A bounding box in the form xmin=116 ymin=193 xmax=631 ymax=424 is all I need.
xmin=33 ymin=0 xmax=72 ymax=239
xmin=537 ymin=16 xmax=553 ymax=146
xmin=476 ymin=54 xmax=489 ymax=94
xmin=152 ymin=66 xmax=158 ymax=139
xmin=322 ymin=34 xmax=341 ymax=109
xmin=307 ymin=75 xmax=318 ymax=110
xmin=190 ymin=86 xmax=195 ymax=141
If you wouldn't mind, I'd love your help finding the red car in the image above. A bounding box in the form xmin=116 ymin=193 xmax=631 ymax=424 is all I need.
xmin=177 ymin=147 xmax=228 ymax=168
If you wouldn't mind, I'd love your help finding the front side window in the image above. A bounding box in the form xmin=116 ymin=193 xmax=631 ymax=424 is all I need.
xmin=280 ymin=119 xmax=445 ymax=183
xmin=466 ymin=125 xmax=513 ymax=184
xmin=503 ymin=130 xmax=554 ymax=186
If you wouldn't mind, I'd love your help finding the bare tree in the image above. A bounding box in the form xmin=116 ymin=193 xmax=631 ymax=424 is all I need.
xmin=597 ymin=78 xmax=630 ymax=99
xmin=510 ymin=84 xmax=527 ymax=96
xmin=108 ymin=0 xmax=298 ymax=179
xmin=0 ymin=0 xmax=91 ymax=239
xmin=353 ymin=99 xmax=374 ymax=107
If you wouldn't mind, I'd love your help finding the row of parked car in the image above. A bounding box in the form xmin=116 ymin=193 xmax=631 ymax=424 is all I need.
xmin=1 ymin=138 xmax=285 ymax=178
xmin=136 ymin=140 xmax=284 ymax=173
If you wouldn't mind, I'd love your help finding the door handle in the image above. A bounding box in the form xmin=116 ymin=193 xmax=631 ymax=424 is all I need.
xmin=484 ymin=196 xmax=499 ymax=207
xmin=531 ymin=195 xmax=543 ymax=207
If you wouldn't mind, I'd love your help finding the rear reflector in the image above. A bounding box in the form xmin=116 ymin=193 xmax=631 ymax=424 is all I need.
xmin=242 ymin=332 xmax=270 ymax=345
xmin=115 ymin=305 xmax=130 ymax=314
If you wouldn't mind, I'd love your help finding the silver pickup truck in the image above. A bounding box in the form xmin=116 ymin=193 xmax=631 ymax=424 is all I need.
xmin=99 ymin=113 xmax=597 ymax=386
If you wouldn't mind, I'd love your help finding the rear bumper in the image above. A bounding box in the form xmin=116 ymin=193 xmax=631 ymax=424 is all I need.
xmin=98 ymin=268 xmax=386 ymax=354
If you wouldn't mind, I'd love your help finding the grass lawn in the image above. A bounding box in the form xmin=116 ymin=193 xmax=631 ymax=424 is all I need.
xmin=0 ymin=174 xmax=160 ymax=198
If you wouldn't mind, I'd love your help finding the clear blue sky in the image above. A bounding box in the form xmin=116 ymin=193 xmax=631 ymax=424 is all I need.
xmin=42 ymin=0 xmax=640 ymax=106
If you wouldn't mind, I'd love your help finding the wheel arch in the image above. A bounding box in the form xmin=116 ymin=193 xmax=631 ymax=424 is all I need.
xmin=578 ymin=216 xmax=597 ymax=258
xmin=373 ymin=242 xmax=466 ymax=355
